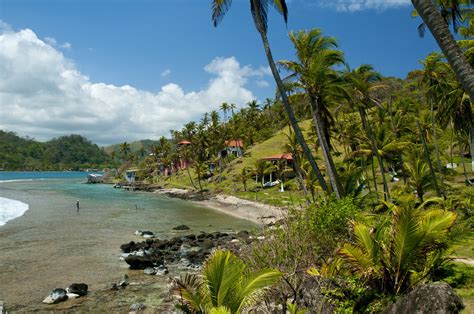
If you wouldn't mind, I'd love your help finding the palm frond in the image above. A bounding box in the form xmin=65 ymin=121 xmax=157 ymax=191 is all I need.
xmin=212 ymin=0 xmax=233 ymax=27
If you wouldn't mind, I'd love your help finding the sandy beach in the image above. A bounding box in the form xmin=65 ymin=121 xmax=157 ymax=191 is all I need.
xmin=153 ymin=188 xmax=285 ymax=225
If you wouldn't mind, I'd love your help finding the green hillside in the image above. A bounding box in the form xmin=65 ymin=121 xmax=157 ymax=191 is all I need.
xmin=0 ymin=131 xmax=112 ymax=170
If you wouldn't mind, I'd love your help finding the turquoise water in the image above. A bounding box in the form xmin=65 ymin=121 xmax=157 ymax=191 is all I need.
xmin=0 ymin=172 xmax=254 ymax=310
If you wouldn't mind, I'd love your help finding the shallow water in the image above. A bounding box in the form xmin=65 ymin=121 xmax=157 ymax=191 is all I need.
xmin=0 ymin=172 xmax=254 ymax=311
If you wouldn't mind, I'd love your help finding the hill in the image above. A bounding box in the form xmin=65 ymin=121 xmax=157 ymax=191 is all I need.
xmin=0 ymin=131 xmax=112 ymax=170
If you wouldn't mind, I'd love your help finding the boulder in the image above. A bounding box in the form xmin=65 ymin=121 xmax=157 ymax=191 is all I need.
xmin=383 ymin=282 xmax=464 ymax=314
xmin=67 ymin=283 xmax=88 ymax=296
xmin=155 ymin=265 xmax=169 ymax=276
xmin=120 ymin=241 xmax=136 ymax=253
xmin=144 ymin=267 xmax=157 ymax=275
xmin=66 ymin=293 xmax=80 ymax=299
xmin=173 ymin=225 xmax=190 ymax=231
xmin=125 ymin=255 xmax=159 ymax=269
xmin=118 ymin=274 xmax=129 ymax=287
xmin=130 ymin=303 xmax=146 ymax=312
xmin=42 ymin=288 xmax=68 ymax=304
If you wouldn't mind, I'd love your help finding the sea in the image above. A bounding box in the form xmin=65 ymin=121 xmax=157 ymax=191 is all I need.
xmin=0 ymin=171 xmax=254 ymax=311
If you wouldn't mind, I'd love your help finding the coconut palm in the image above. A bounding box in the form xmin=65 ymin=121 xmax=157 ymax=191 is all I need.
xmin=339 ymin=202 xmax=457 ymax=295
xmin=211 ymin=0 xmax=329 ymax=193
xmin=408 ymin=52 xmax=448 ymax=197
xmin=411 ymin=0 xmax=474 ymax=100
xmin=343 ymin=65 xmax=391 ymax=201
xmin=173 ymin=249 xmax=282 ymax=313
xmin=119 ymin=142 xmax=131 ymax=162
xmin=278 ymin=28 xmax=345 ymax=198
xmin=405 ymin=151 xmax=434 ymax=202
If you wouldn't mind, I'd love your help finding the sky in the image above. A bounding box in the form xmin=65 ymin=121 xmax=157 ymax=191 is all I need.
xmin=0 ymin=0 xmax=442 ymax=145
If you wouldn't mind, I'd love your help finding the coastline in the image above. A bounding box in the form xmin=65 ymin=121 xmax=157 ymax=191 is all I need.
xmin=153 ymin=188 xmax=284 ymax=225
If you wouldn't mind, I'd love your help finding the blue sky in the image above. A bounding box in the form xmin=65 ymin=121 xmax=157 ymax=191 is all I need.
xmin=0 ymin=0 xmax=442 ymax=144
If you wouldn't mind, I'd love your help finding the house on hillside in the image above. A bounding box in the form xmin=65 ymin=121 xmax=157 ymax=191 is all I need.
xmin=221 ymin=139 xmax=244 ymax=158
xmin=176 ymin=140 xmax=192 ymax=170
xmin=259 ymin=153 xmax=295 ymax=189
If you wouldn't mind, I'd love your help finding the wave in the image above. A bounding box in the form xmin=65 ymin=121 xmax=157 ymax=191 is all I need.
xmin=0 ymin=179 xmax=35 ymax=183
xmin=0 ymin=197 xmax=29 ymax=226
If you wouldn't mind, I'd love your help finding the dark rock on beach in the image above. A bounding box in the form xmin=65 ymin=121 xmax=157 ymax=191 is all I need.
xmin=173 ymin=225 xmax=190 ymax=231
xmin=67 ymin=283 xmax=88 ymax=296
xmin=42 ymin=288 xmax=68 ymax=304
xmin=120 ymin=230 xmax=253 ymax=270
xmin=125 ymin=255 xmax=163 ymax=269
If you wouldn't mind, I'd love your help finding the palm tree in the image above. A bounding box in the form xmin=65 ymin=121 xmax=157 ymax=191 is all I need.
xmin=339 ymin=202 xmax=456 ymax=295
xmin=119 ymin=142 xmax=131 ymax=162
xmin=173 ymin=249 xmax=282 ymax=313
xmin=279 ymin=29 xmax=345 ymax=198
xmin=408 ymin=53 xmax=447 ymax=198
xmin=211 ymin=0 xmax=329 ymax=193
xmin=411 ymin=0 xmax=474 ymax=100
xmin=344 ymin=65 xmax=391 ymax=201
xmin=405 ymin=151 xmax=434 ymax=202
xmin=220 ymin=102 xmax=230 ymax=126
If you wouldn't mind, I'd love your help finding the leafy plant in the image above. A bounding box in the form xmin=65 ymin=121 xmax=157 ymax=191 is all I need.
xmin=173 ymin=249 xmax=282 ymax=313
xmin=339 ymin=202 xmax=457 ymax=295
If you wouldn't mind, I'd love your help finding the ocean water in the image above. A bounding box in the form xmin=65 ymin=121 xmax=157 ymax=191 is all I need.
xmin=0 ymin=171 xmax=254 ymax=310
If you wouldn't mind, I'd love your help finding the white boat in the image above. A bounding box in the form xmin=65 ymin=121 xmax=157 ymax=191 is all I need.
xmin=87 ymin=173 xmax=103 ymax=183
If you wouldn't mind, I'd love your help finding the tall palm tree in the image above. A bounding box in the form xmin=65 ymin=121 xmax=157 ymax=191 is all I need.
xmin=173 ymin=249 xmax=282 ymax=313
xmin=119 ymin=142 xmax=131 ymax=162
xmin=344 ymin=65 xmax=391 ymax=201
xmin=408 ymin=52 xmax=447 ymax=198
xmin=279 ymin=28 xmax=345 ymax=198
xmin=411 ymin=0 xmax=474 ymax=100
xmin=211 ymin=0 xmax=329 ymax=193
xmin=220 ymin=102 xmax=230 ymax=126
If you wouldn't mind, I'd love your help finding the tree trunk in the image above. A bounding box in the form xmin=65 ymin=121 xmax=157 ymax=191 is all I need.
xmin=251 ymin=3 xmax=329 ymax=193
xmin=471 ymin=124 xmax=474 ymax=172
xmin=293 ymin=159 xmax=311 ymax=204
xmin=412 ymin=0 xmax=474 ymax=100
xmin=359 ymin=108 xmax=390 ymax=201
xmin=430 ymin=99 xmax=446 ymax=198
xmin=417 ymin=120 xmax=442 ymax=197
xmin=310 ymin=95 xmax=344 ymax=198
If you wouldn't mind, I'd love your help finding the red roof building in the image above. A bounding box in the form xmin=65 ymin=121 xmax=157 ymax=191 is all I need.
xmin=178 ymin=140 xmax=191 ymax=145
xmin=261 ymin=153 xmax=293 ymax=161
xmin=224 ymin=139 xmax=243 ymax=148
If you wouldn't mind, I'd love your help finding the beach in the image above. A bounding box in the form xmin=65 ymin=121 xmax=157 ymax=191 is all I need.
xmin=0 ymin=174 xmax=258 ymax=312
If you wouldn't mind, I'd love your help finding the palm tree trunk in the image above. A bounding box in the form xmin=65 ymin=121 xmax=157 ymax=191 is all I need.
xmin=471 ymin=124 xmax=474 ymax=172
xmin=370 ymin=156 xmax=378 ymax=193
xmin=310 ymin=96 xmax=344 ymax=198
xmin=293 ymin=159 xmax=311 ymax=204
xmin=359 ymin=108 xmax=390 ymax=201
xmin=459 ymin=141 xmax=469 ymax=184
xmin=417 ymin=120 xmax=442 ymax=197
xmin=412 ymin=0 xmax=474 ymax=100
xmin=251 ymin=4 xmax=329 ymax=193
xmin=430 ymin=99 xmax=446 ymax=198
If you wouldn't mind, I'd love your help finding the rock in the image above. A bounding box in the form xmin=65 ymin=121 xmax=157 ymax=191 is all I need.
xmin=120 ymin=241 xmax=136 ymax=253
xmin=142 ymin=231 xmax=154 ymax=238
xmin=118 ymin=274 xmax=129 ymax=287
xmin=144 ymin=267 xmax=157 ymax=275
xmin=237 ymin=230 xmax=250 ymax=239
xmin=125 ymin=255 xmax=158 ymax=269
xmin=201 ymin=239 xmax=214 ymax=250
xmin=230 ymin=239 xmax=240 ymax=243
xmin=383 ymin=282 xmax=464 ymax=314
xmin=130 ymin=303 xmax=146 ymax=311
xmin=155 ymin=265 xmax=169 ymax=276
xmin=134 ymin=230 xmax=143 ymax=236
xmin=110 ymin=283 xmax=118 ymax=291
xmin=173 ymin=225 xmax=190 ymax=230
xmin=42 ymin=288 xmax=68 ymax=304
xmin=66 ymin=293 xmax=80 ymax=299
xmin=67 ymin=283 xmax=88 ymax=296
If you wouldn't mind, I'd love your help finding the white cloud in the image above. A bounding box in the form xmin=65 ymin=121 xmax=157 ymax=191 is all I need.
xmin=0 ymin=25 xmax=264 ymax=145
xmin=44 ymin=36 xmax=71 ymax=50
xmin=256 ymin=79 xmax=270 ymax=88
xmin=319 ymin=0 xmax=410 ymax=12
xmin=161 ymin=69 xmax=171 ymax=77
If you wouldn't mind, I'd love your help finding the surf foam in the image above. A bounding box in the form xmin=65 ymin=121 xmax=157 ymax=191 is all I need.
xmin=0 ymin=197 xmax=29 ymax=226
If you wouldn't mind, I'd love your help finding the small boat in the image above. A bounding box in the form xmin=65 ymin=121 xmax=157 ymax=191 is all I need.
xmin=87 ymin=173 xmax=103 ymax=183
